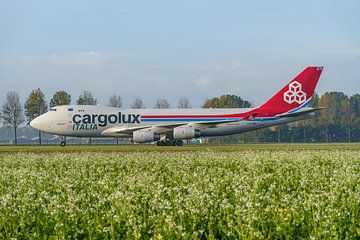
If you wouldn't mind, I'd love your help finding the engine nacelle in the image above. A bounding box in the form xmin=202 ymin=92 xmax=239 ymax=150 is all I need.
xmin=133 ymin=128 xmax=160 ymax=143
xmin=173 ymin=125 xmax=201 ymax=139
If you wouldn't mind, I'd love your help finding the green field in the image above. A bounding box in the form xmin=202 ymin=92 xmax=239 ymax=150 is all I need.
xmin=1 ymin=143 xmax=360 ymax=153
xmin=0 ymin=144 xmax=359 ymax=239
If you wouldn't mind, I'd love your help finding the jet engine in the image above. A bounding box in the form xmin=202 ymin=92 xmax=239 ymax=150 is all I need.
xmin=133 ymin=128 xmax=160 ymax=143
xmin=173 ymin=125 xmax=201 ymax=139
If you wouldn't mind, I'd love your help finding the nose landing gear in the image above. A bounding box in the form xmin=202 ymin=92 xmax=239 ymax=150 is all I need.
xmin=60 ymin=136 xmax=66 ymax=147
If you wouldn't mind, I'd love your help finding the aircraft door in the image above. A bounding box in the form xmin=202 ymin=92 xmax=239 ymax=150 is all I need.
xmin=67 ymin=113 xmax=73 ymax=133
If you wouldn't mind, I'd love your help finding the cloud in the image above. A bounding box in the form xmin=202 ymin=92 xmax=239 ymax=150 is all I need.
xmin=326 ymin=48 xmax=360 ymax=57
xmin=194 ymin=76 xmax=214 ymax=88
xmin=10 ymin=51 xmax=105 ymax=68
xmin=230 ymin=60 xmax=244 ymax=70
xmin=47 ymin=51 xmax=105 ymax=68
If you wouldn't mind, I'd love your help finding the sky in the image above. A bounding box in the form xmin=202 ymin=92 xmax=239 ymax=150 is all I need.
xmin=1 ymin=0 xmax=359 ymax=108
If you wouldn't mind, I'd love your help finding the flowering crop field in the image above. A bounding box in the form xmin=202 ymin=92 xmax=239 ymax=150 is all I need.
xmin=0 ymin=145 xmax=359 ymax=239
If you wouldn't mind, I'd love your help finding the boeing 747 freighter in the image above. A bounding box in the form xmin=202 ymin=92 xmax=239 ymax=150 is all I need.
xmin=30 ymin=66 xmax=323 ymax=146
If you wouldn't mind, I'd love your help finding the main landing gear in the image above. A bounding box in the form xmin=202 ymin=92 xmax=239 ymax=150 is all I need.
xmin=156 ymin=140 xmax=183 ymax=146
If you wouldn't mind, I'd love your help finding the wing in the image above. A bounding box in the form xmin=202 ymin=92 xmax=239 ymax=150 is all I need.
xmin=101 ymin=123 xmax=185 ymax=136
xmin=101 ymin=119 xmax=241 ymax=136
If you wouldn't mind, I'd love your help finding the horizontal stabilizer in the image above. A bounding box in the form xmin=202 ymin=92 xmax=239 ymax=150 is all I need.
xmin=275 ymin=107 xmax=324 ymax=118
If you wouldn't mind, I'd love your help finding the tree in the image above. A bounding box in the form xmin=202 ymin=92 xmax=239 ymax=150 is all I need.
xmin=25 ymin=88 xmax=48 ymax=144
xmin=131 ymin=97 xmax=145 ymax=109
xmin=76 ymin=91 xmax=97 ymax=105
xmin=350 ymin=94 xmax=360 ymax=116
xmin=340 ymin=97 xmax=352 ymax=142
xmin=309 ymin=92 xmax=320 ymax=108
xmin=178 ymin=97 xmax=192 ymax=108
xmin=318 ymin=92 xmax=349 ymax=142
xmin=298 ymin=92 xmax=320 ymax=142
xmin=49 ymin=90 xmax=71 ymax=107
xmin=349 ymin=94 xmax=360 ymax=142
xmin=108 ymin=94 xmax=122 ymax=108
xmin=202 ymin=94 xmax=252 ymax=144
xmin=1 ymin=91 xmax=25 ymax=145
xmin=154 ymin=98 xmax=170 ymax=109
xmin=203 ymin=94 xmax=251 ymax=108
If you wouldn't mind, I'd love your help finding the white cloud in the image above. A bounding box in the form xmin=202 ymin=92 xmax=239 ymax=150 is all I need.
xmin=9 ymin=51 xmax=105 ymax=68
xmin=194 ymin=76 xmax=214 ymax=88
xmin=230 ymin=60 xmax=244 ymax=70
xmin=47 ymin=51 xmax=105 ymax=68
xmin=326 ymin=48 xmax=360 ymax=56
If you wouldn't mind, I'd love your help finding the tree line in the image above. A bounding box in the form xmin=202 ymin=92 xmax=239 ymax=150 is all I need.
xmin=0 ymin=89 xmax=359 ymax=144
xmin=0 ymin=89 xmax=192 ymax=144
xmin=203 ymin=92 xmax=360 ymax=143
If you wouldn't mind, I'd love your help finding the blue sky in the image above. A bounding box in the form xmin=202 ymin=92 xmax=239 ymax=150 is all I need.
xmin=1 ymin=0 xmax=359 ymax=107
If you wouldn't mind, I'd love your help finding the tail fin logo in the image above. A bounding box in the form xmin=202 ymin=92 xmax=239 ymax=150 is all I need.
xmin=283 ymin=81 xmax=307 ymax=104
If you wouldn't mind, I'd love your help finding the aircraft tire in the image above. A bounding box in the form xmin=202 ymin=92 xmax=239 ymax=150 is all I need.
xmin=60 ymin=141 xmax=66 ymax=147
xmin=176 ymin=140 xmax=183 ymax=146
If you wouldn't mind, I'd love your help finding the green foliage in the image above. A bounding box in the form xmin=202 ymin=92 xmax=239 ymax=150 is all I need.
xmin=309 ymin=92 xmax=319 ymax=107
xmin=203 ymin=94 xmax=252 ymax=108
xmin=24 ymin=88 xmax=48 ymax=123
xmin=350 ymin=94 xmax=360 ymax=127
xmin=0 ymin=149 xmax=359 ymax=239
xmin=76 ymin=91 xmax=97 ymax=105
xmin=49 ymin=90 xmax=71 ymax=107
xmin=314 ymin=92 xmax=356 ymax=142
xmin=350 ymin=94 xmax=360 ymax=115
xmin=318 ymin=92 xmax=348 ymax=126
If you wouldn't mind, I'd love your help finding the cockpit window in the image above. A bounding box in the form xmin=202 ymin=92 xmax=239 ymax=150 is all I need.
xmin=50 ymin=108 xmax=57 ymax=111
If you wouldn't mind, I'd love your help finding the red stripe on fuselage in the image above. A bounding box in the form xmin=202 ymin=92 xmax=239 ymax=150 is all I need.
xmin=140 ymin=108 xmax=284 ymax=119
xmin=141 ymin=113 xmax=247 ymax=119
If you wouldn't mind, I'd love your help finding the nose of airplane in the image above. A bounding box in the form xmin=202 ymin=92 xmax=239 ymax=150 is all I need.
xmin=30 ymin=117 xmax=40 ymax=130
xmin=30 ymin=115 xmax=47 ymax=131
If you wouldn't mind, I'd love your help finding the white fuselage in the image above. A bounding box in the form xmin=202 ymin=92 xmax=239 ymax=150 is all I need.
xmin=30 ymin=105 xmax=312 ymax=139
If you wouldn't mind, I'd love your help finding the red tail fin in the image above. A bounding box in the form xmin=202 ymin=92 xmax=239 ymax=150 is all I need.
xmin=259 ymin=66 xmax=323 ymax=113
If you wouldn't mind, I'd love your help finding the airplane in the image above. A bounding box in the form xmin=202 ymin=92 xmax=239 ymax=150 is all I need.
xmin=30 ymin=66 xmax=323 ymax=147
